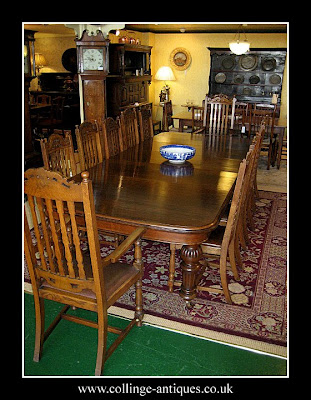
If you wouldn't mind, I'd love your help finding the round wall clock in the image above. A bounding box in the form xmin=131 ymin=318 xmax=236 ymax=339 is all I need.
xmin=170 ymin=48 xmax=192 ymax=71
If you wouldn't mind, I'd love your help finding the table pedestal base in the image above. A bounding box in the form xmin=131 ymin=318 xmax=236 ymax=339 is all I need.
xmin=180 ymin=244 xmax=203 ymax=306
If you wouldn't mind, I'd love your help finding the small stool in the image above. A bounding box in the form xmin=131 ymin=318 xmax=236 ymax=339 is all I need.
xmin=152 ymin=120 xmax=161 ymax=135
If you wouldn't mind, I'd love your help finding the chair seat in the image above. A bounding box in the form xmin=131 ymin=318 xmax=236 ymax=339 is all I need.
xmin=201 ymin=225 xmax=225 ymax=255
xmin=39 ymin=261 xmax=140 ymax=309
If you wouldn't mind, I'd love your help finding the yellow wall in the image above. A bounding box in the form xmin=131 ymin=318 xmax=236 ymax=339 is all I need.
xmin=149 ymin=32 xmax=287 ymax=125
xmin=30 ymin=35 xmax=76 ymax=91
xmin=30 ymin=29 xmax=287 ymax=125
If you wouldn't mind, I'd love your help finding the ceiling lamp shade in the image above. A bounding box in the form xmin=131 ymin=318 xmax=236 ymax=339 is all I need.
xmin=229 ymin=25 xmax=250 ymax=55
xmin=229 ymin=40 xmax=250 ymax=55
xmin=154 ymin=66 xmax=176 ymax=82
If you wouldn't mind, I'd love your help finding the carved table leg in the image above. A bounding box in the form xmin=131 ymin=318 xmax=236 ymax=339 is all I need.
xmin=179 ymin=244 xmax=203 ymax=307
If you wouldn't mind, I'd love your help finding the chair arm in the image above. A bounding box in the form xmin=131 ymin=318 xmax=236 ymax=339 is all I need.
xmin=104 ymin=227 xmax=146 ymax=263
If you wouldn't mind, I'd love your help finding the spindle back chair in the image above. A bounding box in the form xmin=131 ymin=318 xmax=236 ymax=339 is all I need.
xmin=102 ymin=117 xmax=123 ymax=158
xmin=75 ymin=121 xmax=103 ymax=171
xmin=206 ymin=95 xmax=232 ymax=135
xmin=119 ymin=108 xmax=140 ymax=151
xmin=191 ymin=106 xmax=205 ymax=133
xmin=24 ymin=168 xmax=145 ymax=375
xmin=40 ymin=132 xmax=77 ymax=177
xmin=137 ymin=106 xmax=154 ymax=141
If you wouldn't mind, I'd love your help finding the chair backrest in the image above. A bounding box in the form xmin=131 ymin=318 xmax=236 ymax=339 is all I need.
xmin=249 ymin=123 xmax=265 ymax=188
xmin=191 ymin=106 xmax=205 ymax=133
xmin=75 ymin=121 xmax=103 ymax=171
xmin=50 ymin=96 xmax=65 ymax=122
xmin=206 ymin=95 xmax=232 ymax=135
xmin=232 ymin=100 xmax=250 ymax=129
xmin=249 ymin=103 xmax=276 ymax=136
xmin=102 ymin=117 xmax=123 ymax=158
xmin=222 ymin=157 xmax=247 ymax=251
xmin=41 ymin=128 xmax=72 ymax=137
xmin=162 ymin=100 xmax=173 ymax=131
xmin=24 ymin=168 xmax=103 ymax=301
xmin=137 ymin=106 xmax=154 ymax=141
xmin=40 ymin=132 xmax=77 ymax=178
xmin=37 ymin=94 xmax=52 ymax=105
xmin=119 ymin=108 xmax=140 ymax=151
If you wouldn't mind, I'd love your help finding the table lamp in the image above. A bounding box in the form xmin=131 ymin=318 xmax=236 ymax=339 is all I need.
xmin=35 ymin=53 xmax=47 ymax=90
xmin=155 ymin=66 xmax=175 ymax=102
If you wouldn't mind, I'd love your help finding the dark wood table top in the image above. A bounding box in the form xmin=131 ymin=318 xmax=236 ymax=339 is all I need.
xmin=74 ymin=132 xmax=250 ymax=245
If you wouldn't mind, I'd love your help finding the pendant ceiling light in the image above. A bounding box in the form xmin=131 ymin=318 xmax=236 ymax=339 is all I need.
xmin=229 ymin=25 xmax=250 ymax=55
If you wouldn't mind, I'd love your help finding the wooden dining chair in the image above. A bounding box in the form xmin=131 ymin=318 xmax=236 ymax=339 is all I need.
xmin=119 ymin=108 xmax=140 ymax=151
xmin=218 ymin=124 xmax=265 ymax=253
xmin=40 ymin=131 xmax=77 ymax=178
xmin=24 ymin=168 xmax=146 ymax=376
xmin=232 ymin=100 xmax=250 ymax=134
xmin=137 ymin=105 xmax=154 ymax=141
xmin=191 ymin=106 xmax=205 ymax=133
xmin=102 ymin=117 xmax=123 ymax=158
xmin=205 ymin=95 xmax=233 ymax=135
xmin=36 ymin=96 xmax=65 ymax=133
xmin=162 ymin=100 xmax=179 ymax=132
xmin=168 ymin=158 xmax=247 ymax=304
xmin=75 ymin=121 xmax=103 ymax=171
xmin=36 ymin=94 xmax=52 ymax=105
xmin=249 ymin=103 xmax=276 ymax=169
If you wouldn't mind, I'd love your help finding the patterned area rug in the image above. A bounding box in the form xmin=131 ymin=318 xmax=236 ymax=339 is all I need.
xmin=24 ymin=191 xmax=287 ymax=357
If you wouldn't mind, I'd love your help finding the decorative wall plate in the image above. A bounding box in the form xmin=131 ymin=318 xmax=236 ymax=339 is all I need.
xmin=221 ymin=55 xmax=235 ymax=70
xmin=234 ymin=74 xmax=244 ymax=84
xmin=215 ymin=72 xmax=226 ymax=83
xmin=243 ymin=87 xmax=252 ymax=95
xmin=239 ymin=54 xmax=258 ymax=71
xmin=62 ymin=48 xmax=77 ymax=73
xmin=261 ymin=57 xmax=276 ymax=71
xmin=249 ymin=75 xmax=260 ymax=84
xmin=170 ymin=48 xmax=192 ymax=71
xmin=269 ymin=74 xmax=281 ymax=84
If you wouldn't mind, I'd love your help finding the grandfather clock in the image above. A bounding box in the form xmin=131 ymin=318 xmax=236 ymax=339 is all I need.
xmin=76 ymin=29 xmax=109 ymax=125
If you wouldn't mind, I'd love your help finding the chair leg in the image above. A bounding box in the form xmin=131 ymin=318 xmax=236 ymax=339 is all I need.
xmin=33 ymin=296 xmax=45 ymax=362
xmin=95 ymin=311 xmax=108 ymax=376
xmin=234 ymin=235 xmax=243 ymax=270
xmin=228 ymin=241 xmax=239 ymax=281
xmin=135 ymin=278 xmax=144 ymax=326
xmin=238 ymin=218 xmax=247 ymax=250
xmin=168 ymin=244 xmax=176 ymax=292
xmin=134 ymin=238 xmax=144 ymax=325
xmin=219 ymin=254 xmax=232 ymax=304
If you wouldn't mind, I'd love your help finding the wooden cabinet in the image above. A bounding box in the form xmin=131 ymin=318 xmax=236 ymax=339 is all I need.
xmin=106 ymin=44 xmax=152 ymax=117
xmin=208 ymin=48 xmax=287 ymax=105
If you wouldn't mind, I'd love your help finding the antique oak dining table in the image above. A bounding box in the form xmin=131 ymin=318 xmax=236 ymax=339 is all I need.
xmin=73 ymin=131 xmax=250 ymax=305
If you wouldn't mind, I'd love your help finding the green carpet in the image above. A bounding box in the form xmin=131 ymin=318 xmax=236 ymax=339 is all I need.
xmin=23 ymin=293 xmax=286 ymax=377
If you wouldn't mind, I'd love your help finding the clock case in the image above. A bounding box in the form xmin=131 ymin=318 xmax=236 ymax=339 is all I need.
xmin=76 ymin=30 xmax=110 ymax=123
xmin=76 ymin=30 xmax=109 ymax=75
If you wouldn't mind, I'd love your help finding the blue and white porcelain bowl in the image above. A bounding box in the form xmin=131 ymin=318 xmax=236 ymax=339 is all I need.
xmin=160 ymin=145 xmax=196 ymax=164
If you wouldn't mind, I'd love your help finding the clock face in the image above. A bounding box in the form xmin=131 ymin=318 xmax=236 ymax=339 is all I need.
xmin=82 ymin=48 xmax=104 ymax=71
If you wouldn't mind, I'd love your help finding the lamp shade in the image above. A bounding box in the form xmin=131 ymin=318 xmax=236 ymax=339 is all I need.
xmin=229 ymin=40 xmax=250 ymax=55
xmin=155 ymin=66 xmax=176 ymax=81
xmin=35 ymin=53 xmax=47 ymax=68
